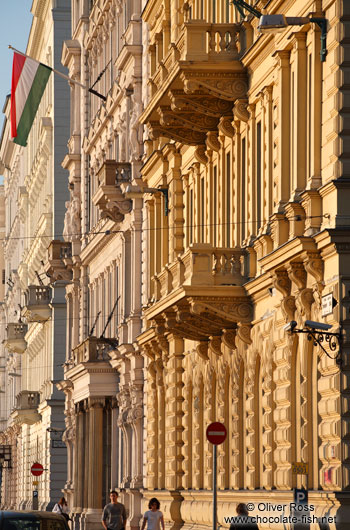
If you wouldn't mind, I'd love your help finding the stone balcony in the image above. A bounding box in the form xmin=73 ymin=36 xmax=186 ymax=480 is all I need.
xmin=141 ymin=20 xmax=248 ymax=145
xmin=5 ymin=323 xmax=28 ymax=354
xmin=71 ymin=336 xmax=114 ymax=367
xmin=92 ymin=161 xmax=132 ymax=223
xmin=11 ymin=391 xmax=41 ymax=425
xmin=146 ymin=244 xmax=252 ymax=342
xmin=23 ymin=286 xmax=51 ymax=323
xmin=45 ymin=240 xmax=73 ymax=282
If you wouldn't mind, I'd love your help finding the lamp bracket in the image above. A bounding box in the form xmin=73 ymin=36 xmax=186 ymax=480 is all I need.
xmin=291 ymin=326 xmax=342 ymax=363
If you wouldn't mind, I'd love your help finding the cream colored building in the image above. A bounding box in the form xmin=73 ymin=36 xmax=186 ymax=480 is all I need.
xmin=135 ymin=0 xmax=350 ymax=528
xmin=48 ymin=1 xmax=144 ymax=530
xmin=0 ymin=0 xmax=71 ymax=510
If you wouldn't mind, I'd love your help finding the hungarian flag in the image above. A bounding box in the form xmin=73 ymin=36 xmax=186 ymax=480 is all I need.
xmin=11 ymin=52 xmax=52 ymax=146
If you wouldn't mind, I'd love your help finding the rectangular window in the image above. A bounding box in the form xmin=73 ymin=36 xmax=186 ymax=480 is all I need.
xmin=226 ymin=153 xmax=231 ymax=246
xmin=2 ymin=270 xmax=5 ymax=285
xmin=241 ymin=138 xmax=246 ymax=243
xmin=256 ymin=122 xmax=262 ymax=231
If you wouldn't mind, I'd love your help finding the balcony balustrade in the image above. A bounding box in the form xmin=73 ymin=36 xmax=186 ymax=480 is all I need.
xmin=146 ymin=244 xmax=252 ymax=342
xmin=11 ymin=391 xmax=41 ymax=425
xmin=5 ymin=323 xmax=28 ymax=354
xmin=45 ymin=240 xmax=73 ymax=282
xmin=92 ymin=161 xmax=132 ymax=223
xmin=23 ymin=286 xmax=51 ymax=323
xmin=141 ymin=20 xmax=248 ymax=145
xmin=72 ymin=337 xmax=113 ymax=366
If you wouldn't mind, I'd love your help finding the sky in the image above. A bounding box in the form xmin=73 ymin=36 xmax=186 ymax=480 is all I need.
xmin=0 ymin=1 xmax=33 ymax=119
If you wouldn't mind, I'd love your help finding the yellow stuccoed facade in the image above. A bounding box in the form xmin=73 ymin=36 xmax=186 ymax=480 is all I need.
xmin=137 ymin=0 xmax=350 ymax=528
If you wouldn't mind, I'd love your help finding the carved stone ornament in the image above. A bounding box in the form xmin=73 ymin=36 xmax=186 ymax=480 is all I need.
xmin=159 ymin=106 xmax=219 ymax=132
xmin=273 ymin=270 xmax=291 ymax=297
xmin=148 ymin=122 xmax=206 ymax=145
xmin=169 ymin=90 xmax=234 ymax=118
xmin=182 ymin=72 xmax=248 ymax=102
xmin=281 ymin=295 xmax=297 ymax=322
xmin=218 ymin=116 xmax=235 ymax=138
xmin=237 ymin=323 xmax=252 ymax=345
xmin=303 ymin=252 xmax=324 ymax=284
xmin=196 ymin=341 xmax=209 ymax=360
xmin=209 ymin=336 xmax=222 ymax=356
xmin=194 ymin=145 xmax=208 ymax=165
xmin=296 ymin=288 xmax=314 ymax=319
xmin=288 ymin=262 xmax=306 ymax=291
xmin=206 ymin=131 xmax=221 ymax=152
xmin=222 ymin=329 xmax=237 ymax=350
xmin=233 ymin=99 xmax=249 ymax=122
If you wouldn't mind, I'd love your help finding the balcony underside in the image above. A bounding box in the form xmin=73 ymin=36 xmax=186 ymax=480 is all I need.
xmin=145 ymin=286 xmax=252 ymax=341
xmin=141 ymin=22 xmax=247 ymax=145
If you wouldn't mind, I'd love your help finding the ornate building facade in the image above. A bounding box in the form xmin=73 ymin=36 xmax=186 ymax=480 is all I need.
xmin=135 ymin=0 xmax=350 ymax=528
xmin=0 ymin=0 xmax=71 ymax=510
xmin=48 ymin=1 xmax=145 ymax=529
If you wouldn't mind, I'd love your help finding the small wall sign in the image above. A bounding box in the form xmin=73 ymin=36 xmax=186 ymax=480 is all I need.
xmin=322 ymin=293 xmax=334 ymax=317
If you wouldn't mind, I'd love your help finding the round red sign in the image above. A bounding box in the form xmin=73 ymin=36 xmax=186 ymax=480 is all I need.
xmin=31 ymin=462 xmax=44 ymax=476
xmin=206 ymin=422 xmax=227 ymax=445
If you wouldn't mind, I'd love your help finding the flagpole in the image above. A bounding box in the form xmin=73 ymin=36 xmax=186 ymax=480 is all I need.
xmin=9 ymin=45 xmax=87 ymax=90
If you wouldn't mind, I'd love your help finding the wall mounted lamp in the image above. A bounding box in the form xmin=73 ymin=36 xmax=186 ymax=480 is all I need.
xmin=284 ymin=320 xmax=342 ymax=364
xmin=258 ymin=15 xmax=328 ymax=62
xmin=125 ymin=185 xmax=169 ymax=216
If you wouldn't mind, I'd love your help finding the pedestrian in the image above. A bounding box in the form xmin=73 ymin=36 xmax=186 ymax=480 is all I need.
xmin=52 ymin=497 xmax=70 ymax=522
xmin=102 ymin=490 xmax=127 ymax=530
xmin=229 ymin=503 xmax=259 ymax=530
xmin=141 ymin=498 xmax=165 ymax=530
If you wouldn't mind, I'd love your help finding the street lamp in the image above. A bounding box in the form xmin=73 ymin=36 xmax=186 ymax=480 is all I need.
xmin=284 ymin=320 xmax=342 ymax=363
xmin=258 ymin=15 xmax=328 ymax=62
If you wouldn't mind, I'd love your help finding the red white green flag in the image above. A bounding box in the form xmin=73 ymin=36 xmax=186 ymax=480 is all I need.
xmin=11 ymin=52 xmax=52 ymax=146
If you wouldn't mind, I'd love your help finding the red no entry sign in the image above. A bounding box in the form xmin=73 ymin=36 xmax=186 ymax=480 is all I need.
xmin=31 ymin=462 xmax=44 ymax=476
xmin=206 ymin=422 xmax=227 ymax=445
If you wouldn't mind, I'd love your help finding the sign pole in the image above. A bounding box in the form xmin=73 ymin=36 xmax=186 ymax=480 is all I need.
xmin=206 ymin=422 xmax=227 ymax=530
xmin=213 ymin=444 xmax=217 ymax=530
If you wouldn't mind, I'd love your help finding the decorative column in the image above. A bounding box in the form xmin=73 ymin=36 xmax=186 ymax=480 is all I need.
xmin=146 ymin=358 xmax=158 ymax=489
xmin=87 ymin=398 xmax=104 ymax=511
xmin=165 ymin=334 xmax=184 ymax=491
xmin=74 ymin=403 xmax=84 ymax=512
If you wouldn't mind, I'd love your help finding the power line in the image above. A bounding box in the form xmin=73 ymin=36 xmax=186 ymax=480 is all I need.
xmin=1 ymin=214 xmax=330 ymax=243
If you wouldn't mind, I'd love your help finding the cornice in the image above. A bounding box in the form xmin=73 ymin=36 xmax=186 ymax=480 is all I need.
xmin=61 ymin=39 xmax=81 ymax=68
xmin=258 ymin=236 xmax=317 ymax=272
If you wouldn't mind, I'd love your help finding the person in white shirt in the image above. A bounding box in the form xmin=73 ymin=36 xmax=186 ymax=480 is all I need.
xmin=141 ymin=498 xmax=165 ymax=530
xmin=52 ymin=497 xmax=70 ymax=521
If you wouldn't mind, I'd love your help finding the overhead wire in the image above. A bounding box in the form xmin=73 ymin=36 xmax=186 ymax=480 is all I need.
xmin=1 ymin=214 xmax=330 ymax=243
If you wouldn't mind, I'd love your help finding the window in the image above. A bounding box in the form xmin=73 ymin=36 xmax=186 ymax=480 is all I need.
xmin=2 ymin=269 xmax=5 ymax=285
xmin=256 ymin=122 xmax=262 ymax=231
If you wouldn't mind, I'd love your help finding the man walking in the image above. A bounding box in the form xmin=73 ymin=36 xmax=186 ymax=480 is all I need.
xmin=102 ymin=491 xmax=127 ymax=530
